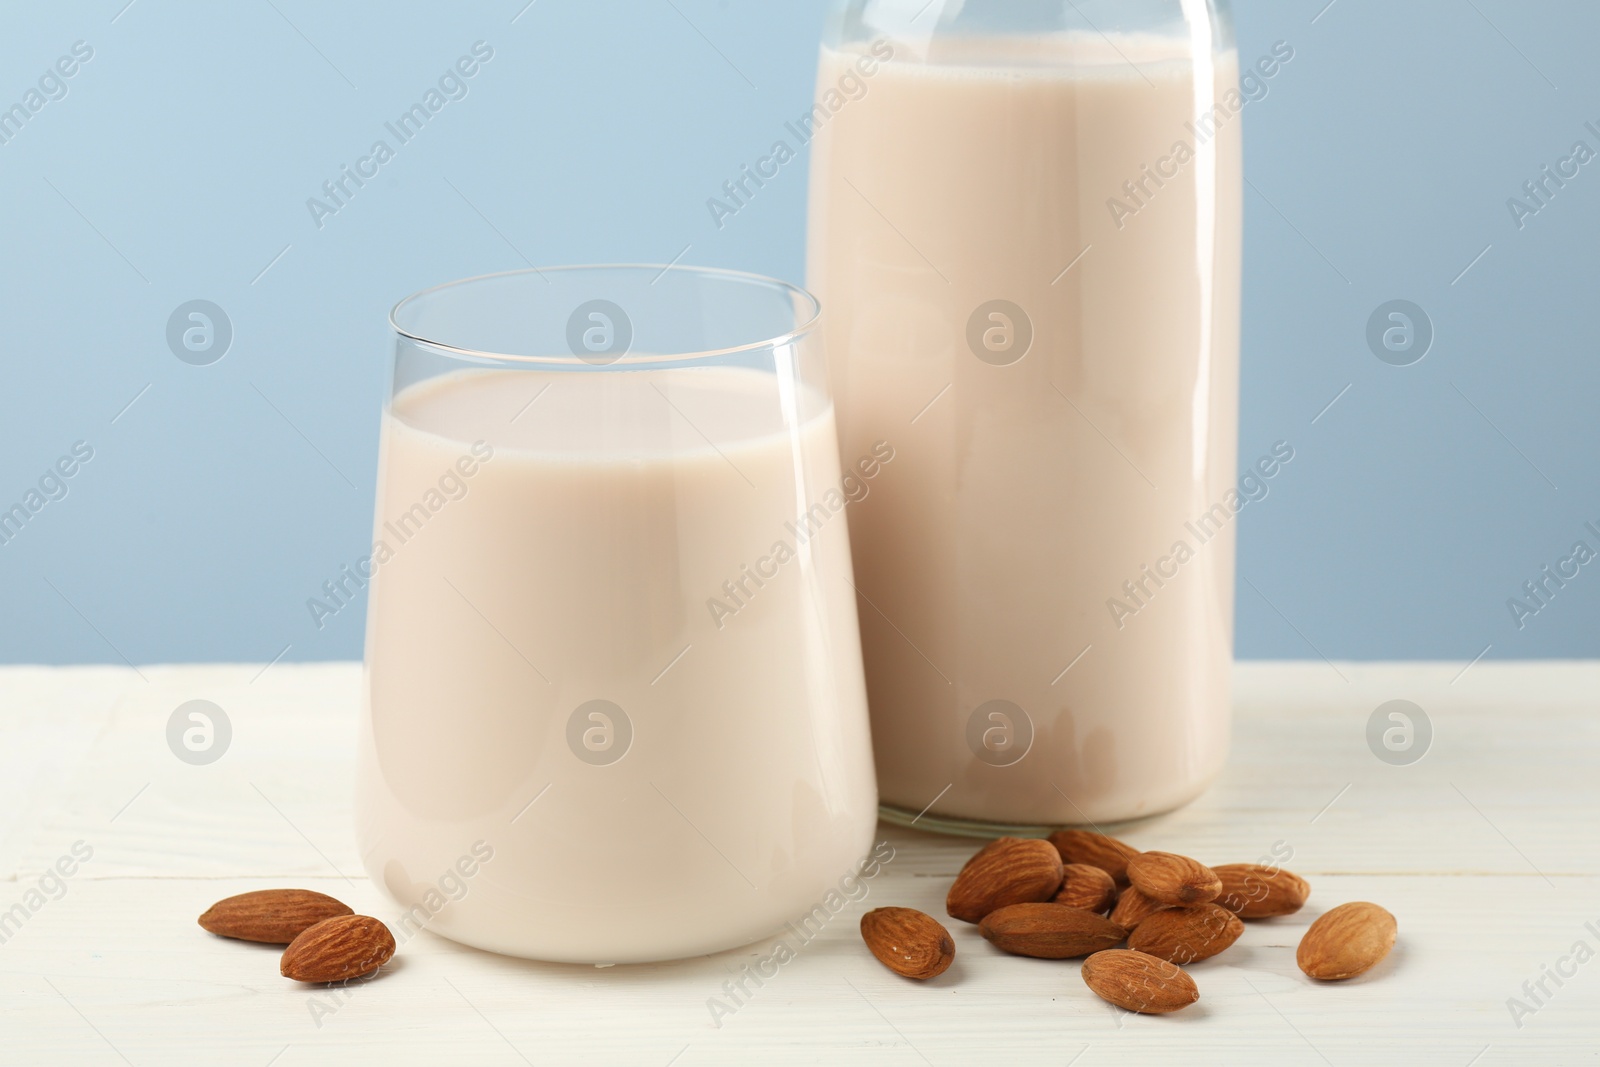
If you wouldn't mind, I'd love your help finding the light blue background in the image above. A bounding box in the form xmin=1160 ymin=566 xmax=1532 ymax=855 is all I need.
xmin=2 ymin=0 xmax=1596 ymax=665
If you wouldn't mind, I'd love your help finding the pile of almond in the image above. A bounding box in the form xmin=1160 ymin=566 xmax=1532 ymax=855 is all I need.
xmin=198 ymin=889 xmax=396 ymax=983
xmin=860 ymin=831 xmax=1396 ymax=1012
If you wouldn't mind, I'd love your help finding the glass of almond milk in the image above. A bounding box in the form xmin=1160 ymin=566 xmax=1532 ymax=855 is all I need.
xmin=809 ymin=1 xmax=1243 ymax=831
xmin=357 ymin=266 xmax=878 ymax=962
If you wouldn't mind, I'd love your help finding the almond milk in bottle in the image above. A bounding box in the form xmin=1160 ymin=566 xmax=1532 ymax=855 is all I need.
xmin=808 ymin=0 xmax=1243 ymax=830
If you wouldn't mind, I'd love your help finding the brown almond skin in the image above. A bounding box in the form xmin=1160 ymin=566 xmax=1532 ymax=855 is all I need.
xmin=198 ymin=889 xmax=354 ymax=944
xmin=1081 ymin=949 xmax=1199 ymax=1013
xmin=1108 ymin=886 xmax=1170 ymax=931
xmin=280 ymin=915 xmax=396 ymax=983
xmin=1047 ymin=830 xmax=1140 ymax=885
xmin=946 ymin=838 xmax=1064 ymax=924
xmin=1297 ymin=902 xmax=1396 ymax=980
xmin=1128 ymin=904 xmax=1244 ymax=964
xmin=1213 ymin=863 xmax=1311 ymax=918
xmin=860 ymin=907 xmax=955 ymax=980
xmin=1054 ymin=863 xmax=1118 ymax=913
xmin=978 ymin=903 xmax=1127 ymax=959
xmin=1126 ymin=851 xmax=1222 ymax=905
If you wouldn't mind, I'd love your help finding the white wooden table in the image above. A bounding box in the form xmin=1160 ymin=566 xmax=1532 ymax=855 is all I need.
xmin=0 ymin=661 xmax=1595 ymax=1065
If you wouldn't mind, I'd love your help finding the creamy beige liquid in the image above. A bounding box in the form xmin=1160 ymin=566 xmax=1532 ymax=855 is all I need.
xmin=808 ymin=36 xmax=1242 ymax=825
xmin=356 ymin=366 xmax=877 ymax=962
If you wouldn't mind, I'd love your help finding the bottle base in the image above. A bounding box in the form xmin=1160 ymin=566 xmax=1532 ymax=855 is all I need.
xmin=878 ymin=803 xmax=1068 ymax=839
xmin=877 ymin=771 xmax=1223 ymax=838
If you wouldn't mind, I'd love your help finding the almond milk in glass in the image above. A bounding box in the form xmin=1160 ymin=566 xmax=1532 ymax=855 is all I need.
xmin=358 ymin=267 xmax=877 ymax=962
xmin=808 ymin=0 xmax=1243 ymax=831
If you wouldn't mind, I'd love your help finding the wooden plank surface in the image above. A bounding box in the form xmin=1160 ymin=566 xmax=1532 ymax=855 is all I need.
xmin=0 ymin=662 xmax=1596 ymax=1065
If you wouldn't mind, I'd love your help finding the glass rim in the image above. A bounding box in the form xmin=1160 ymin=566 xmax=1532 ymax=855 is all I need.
xmin=388 ymin=263 xmax=823 ymax=367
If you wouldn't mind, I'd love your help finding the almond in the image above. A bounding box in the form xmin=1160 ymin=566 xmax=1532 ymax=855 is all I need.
xmin=946 ymin=837 xmax=1064 ymax=923
xmin=1297 ymin=902 xmax=1396 ymax=980
xmin=1046 ymin=829 xmax=1140 ymax=885
xmin=1213 ymin=863 xmax=1310 ymax=918
xmin=978 ymin=903 xmax=1127 ymax=959
xmin=280 ymin=915 xmax=396 ymax=983
xmin=1054 ymin=863 xmax=1118 ymax=913
xmin=1108 ymin=886 xmax=1170 ymax=931
xmin=1081 ymin=949 xmax=1199 ymax=1013
xmin=1128 ymin=904 xmax=1243 ymax=964
xmin=198 ymin=889 xmax=353 ymax=944
xmin=860 ymin=907 xmax=955 ymax=980
xmin=1126 ymin=851 xmax=1222 ymax=905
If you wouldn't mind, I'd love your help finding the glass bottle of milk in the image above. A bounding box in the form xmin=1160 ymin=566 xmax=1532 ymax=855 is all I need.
xmin=808 ymin=0 xmax=1243 ymax=831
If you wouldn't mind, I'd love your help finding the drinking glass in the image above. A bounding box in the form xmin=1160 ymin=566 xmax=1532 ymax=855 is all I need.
xmin=357 ymin=266 xmax=877 ymax=963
